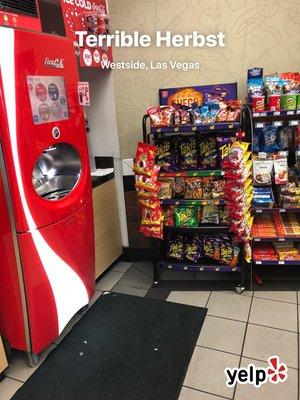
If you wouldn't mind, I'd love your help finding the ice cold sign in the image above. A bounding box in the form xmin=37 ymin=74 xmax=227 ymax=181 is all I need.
xmin=62 ymin=0 xmax=92 ymax=10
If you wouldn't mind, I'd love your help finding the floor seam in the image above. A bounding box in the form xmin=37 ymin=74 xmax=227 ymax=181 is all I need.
xmin=233 ymin=290 xmax=254 ymax=399
xmin=182 ymin=384 xmax=232 ymax=400
xmin=206 ymin=313 xmax=298 ymax=334
xmin=196 ymin=344 xmax=240 ymax=358
xmin=132 ymin=264 xmax=154 ymax=280
xmin=3 ymin=375 xmax=25 ymax=384
xmin=241 ymin=355 xmax=299 ymax=371
xmin=205 ymin=291 xmax=213 ymax=308
xmin=252 ymin=294 xmax=298 ymax=305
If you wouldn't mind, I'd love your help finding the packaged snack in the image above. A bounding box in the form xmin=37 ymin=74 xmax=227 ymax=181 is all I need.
xmin=141 ymin=206 xmax=162 ymax=226
xmin=155 ymin=139 xmax=174 ymax=171
xmin=295 ymin=126 xmax=300 ymax=149
xmin=147 ymin=106 xmax=175 ymax=127
xmin=158 ymin=178 xmax=174 ymax=199
xmin=133 ymin=142 xmax=157 ymax=176
xmin=175 ymin=207 xmax=198 ymax=227
xmin=166 ymin=235 xmax=184 ymax=260
xmin=262 ymin=126 xmax=278 ymax=152
xmin=202 ymin=179 xmax=214 ymax=199
xmin=185 ymin=178 xmax=203 ymax=199
xmin=203 ymin=236 xmax=214 ymax=259
xmin=217 ymin=136 xmax=235 ymax=162
xmin=253 ymin=129 xmax=262 ymax=152
xmin=268 ymin=94 xmax=281 ymax=111
xmin=219 ymin=206 xmax=230 ymax=225
xmin=252 ymin=95 xmax=265 ymax=112
xmin=138 ymin=198 xmax=160 ymax=210
xmin=199 ymin=137 xmax=218 ymax=169
xmin=139 ymin=224 xmax=163 ymax=240
xmin=253 ymin=159 xmax=273 ymax=186
xmin=212 ymin=180 xmax=225 ymax=199
xmin=185 ymin=236 xmax=202 ymax=263
xmin=277 ymin=127 xmax=292 ymax=151
xmin=135 ymin=165 xmax=160 ymax=192
xmin=174 ymin=177 xmax=186 ymax=198
xmin=179 ymin=136 xmax=198 ymax=170
xmin=163 ymin=206 xmax=175 ymax=227
xmin=137 ymin=188 xmax=159 ymax=199
xmin=274 ymin=157 xmax=288 ymax=185
xmin=264 ymin=74 xmax=283 ymax=95
xmin=202 ymin=205 xmax=219 ymax=224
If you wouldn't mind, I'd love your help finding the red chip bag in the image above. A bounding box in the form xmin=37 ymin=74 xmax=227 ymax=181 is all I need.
xmin=133 ymin=142 xmax=157 ymax=176
xmin=135 ymin=165 xmax=160 ymax=192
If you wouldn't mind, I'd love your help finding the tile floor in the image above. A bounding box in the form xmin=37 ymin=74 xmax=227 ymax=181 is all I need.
xmin=0 ymin=261 xmax=299 ymax=400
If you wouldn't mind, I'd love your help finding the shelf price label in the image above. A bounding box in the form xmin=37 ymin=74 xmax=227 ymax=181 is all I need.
xmin=258 ymin=152 xmax=267 ymax=159
xmin=210 ymin=125 xmax=215 ymax=130
xmin=289 ymin=120 xmax=299 ymax=126
xmin=274 ymin=111 xmax=281 ymax=116
xmin=287 ymin=111 xmax=294 ymax=115
xmin=255 ymin=122 xmax=265 ymax=128
xmin=273 ymin=121 xmax=283 ymax=127
xmin=278 ymin=261 xmax=285 ymax=265
xmin=256 ymin=261 xmax=262 ymax=265
xmin=192 ymin=126 xmax=197 ymax=131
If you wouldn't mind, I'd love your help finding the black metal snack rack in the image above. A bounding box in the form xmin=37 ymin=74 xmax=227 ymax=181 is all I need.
xmin=142 ymin=108 xmax=252 ymax=293
xmin=249 ymin=109 xmax=300 ymax=285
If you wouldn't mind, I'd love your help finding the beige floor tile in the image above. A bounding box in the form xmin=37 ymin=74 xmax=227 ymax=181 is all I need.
xmin=110 ymin=261 xmax=132 ymax=273
xmin=5 ymin=344 xmax=56 ymax=382
xmin=0 ymin=377 xmax=23 ymax=400
xmin=221 ymin=290 xmax=253 ymax=297
xmin=197 ymin=315 xmax=246 ymax=355
xmin=184 ymin=346 xmax=239 ymax=398
xmin=254 ymin=291 xmax=297 ymax=304
xmin=112 ymin=283 xmax=148 ymax=297
xmin=206 ymin=292 xmax=251 ymax=322
xmin=243 ymin=324 xmax=298 ymax=369
xmin=250 ymin=298 xmax=297 ymax=332
xmin=235 ymin=357 xmax=298 ymax=400
xmin=167 ymin=291 xmax=211 ymax=308
xmin=179 ymin=386 xmax=222 ymax=399
xmin=95 ymin=270 xmax=124 ymax=291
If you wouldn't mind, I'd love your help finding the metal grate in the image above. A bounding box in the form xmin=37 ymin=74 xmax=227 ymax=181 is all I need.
xmin=0 ymin=0 xmax=38 ymax=17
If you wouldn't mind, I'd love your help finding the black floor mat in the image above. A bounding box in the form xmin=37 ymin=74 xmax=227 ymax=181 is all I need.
xmin=12 ymin=293 xmax=207 ymax=400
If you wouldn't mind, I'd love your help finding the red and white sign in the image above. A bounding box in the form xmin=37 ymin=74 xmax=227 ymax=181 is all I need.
xmin=78 ymin=82 xmax=90 ymax=106
xmin=60 ymin=0 xmax=112 ymax=68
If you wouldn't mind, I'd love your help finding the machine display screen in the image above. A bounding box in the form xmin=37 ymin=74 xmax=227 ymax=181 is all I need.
xmin=27 ymin=76 xmax=70 ymax=124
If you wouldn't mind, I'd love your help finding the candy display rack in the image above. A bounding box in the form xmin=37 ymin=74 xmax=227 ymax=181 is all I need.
xmin=249 ymin=107 xmax=300 ymax=284
xmin=142 ymin=110 xmax=251 ymax=293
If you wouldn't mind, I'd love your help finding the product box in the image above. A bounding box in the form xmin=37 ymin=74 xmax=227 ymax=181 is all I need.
xmin=159 ymin=83 xmax=238 ymax=107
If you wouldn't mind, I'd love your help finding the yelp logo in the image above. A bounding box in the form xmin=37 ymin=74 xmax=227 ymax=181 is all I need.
xmin=225 ymin=356 xmax=288 ymax=388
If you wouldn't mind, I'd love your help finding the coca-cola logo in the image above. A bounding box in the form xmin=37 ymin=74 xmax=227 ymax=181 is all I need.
xmin=44 ymin=58 xmax=64 ymax=69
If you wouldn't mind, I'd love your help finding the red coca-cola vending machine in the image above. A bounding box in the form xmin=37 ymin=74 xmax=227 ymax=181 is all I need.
xmin=0 ymin=26 xmax=95 ymax=365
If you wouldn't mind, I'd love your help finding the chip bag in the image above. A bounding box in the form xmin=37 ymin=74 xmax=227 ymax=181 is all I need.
xmin=133 ymin=142 xmax=157 ymax=176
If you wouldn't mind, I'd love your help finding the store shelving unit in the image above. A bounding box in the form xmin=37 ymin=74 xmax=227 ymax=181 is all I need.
xmin=142 ymin=110 xmax=251 ymax=293
xmin=249 ymin=108 xmax=300 ymax=283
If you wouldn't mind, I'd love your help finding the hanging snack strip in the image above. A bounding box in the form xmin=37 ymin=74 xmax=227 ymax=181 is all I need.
xmin=223 ymin=142 xmax=254 ymax=262
xmin=133 ymin=142 xmax=164 ymax=239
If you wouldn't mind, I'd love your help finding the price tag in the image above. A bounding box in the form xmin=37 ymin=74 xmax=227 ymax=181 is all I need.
xmin=289 ymin=120 xmax=299 ymax=126
xmin=258 ymin=152 xmax=267 ymax=159
xmin=157 ymin=128 xmax=161 ymax=133
xmin=253 ymin=113 xmax=259 ymax=117
xmin=278 ymin=238 xmax=285 ymax=241
xmin=210 ymin=125 xmax=215 ymax=130
xmin=273 ymin=121 xmax=283 ymax=127
xmin=255 ymin=122 xmax=265 ymax=128
xmin=174 ymin=127 xmax=179 ymax=132
xmin=256 ymin=261 xmax=262 ymax=265
xmin=183 ymin=266 xmax=188 ymax=271
xmin=279 ymin=151 xmax=288 ymax=157
xmin=279 ymin=208 xmax=286 ymax=213
xmin=260 ymin=112 xmax=267 ymax=117
xmin=229 ymin=124 xmax=234 ymax=129
xmin=254 ymin=238 xmax=261 ymax=242
xmin=232 ymin=268 xmax=237 ymax=272
xmin=168 ymin=265 xmax=172 ymax=270
xmin=296 ymin=150 xmax=300 ymax=157
xmin=256 ymin=209 xmax=263 ymax=213
xmin=287 ymin=111 xmax=294 ymax=115
xmin=192 ymin=126 xmax=197 ymax=131
xmin=215 ymin=267 xmax=220 ymax=272
xmin=297 ymin=110 xmax=300 ymax=115
xmin=199 ymin=267 xmax=204 ymax=271
xmin=278 ymin=261 xmax=285 ymax=265
xmin=274 ymin=111 xmax=280 ymax=116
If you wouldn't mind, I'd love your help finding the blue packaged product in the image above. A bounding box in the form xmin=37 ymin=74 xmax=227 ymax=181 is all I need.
xmin=253 ymin=129 xmax=262 ymax=152
xmin=262 ymin=126 xmax=278 ymax=152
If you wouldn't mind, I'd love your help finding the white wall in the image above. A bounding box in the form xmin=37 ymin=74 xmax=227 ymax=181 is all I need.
xmin=79 ymin=69 xmax=120 ymax=159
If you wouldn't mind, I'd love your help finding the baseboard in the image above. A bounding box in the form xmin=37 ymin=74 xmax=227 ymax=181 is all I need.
xmin=121 ymin=247 xmax=152 ymax=262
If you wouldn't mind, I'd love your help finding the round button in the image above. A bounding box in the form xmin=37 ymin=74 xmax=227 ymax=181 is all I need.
xmin=52 ymin=127 xmax=61 ymax=139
